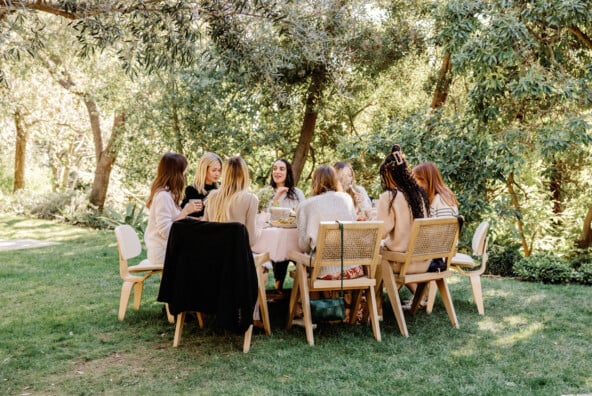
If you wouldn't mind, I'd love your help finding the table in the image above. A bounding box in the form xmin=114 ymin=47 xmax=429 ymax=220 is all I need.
xmin=252 ymin=226 xmax=302 ymax=263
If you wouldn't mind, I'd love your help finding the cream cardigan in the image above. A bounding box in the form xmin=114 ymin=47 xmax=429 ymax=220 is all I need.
xmin=204 ymin=190 xmax=260 ymax=247
xmin=377 ymin=189 xmax=429 ymax=273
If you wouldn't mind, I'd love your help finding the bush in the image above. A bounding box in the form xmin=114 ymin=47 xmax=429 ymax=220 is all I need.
xmin=513 ymin=253 xmax=576 ymax=284
xmin=574 ymin=263 xmax=592 ymax=285
xmin=486 ymin=244 xmax=521 ymax=276
xmin=99 ymin=203 xmax=147 ymax=236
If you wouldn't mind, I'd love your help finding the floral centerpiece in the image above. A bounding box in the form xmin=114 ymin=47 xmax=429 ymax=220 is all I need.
xmin=254 ymin=186 xmax=275 ymax=212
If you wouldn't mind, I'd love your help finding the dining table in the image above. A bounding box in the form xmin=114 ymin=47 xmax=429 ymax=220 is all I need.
xmin=252 ymin=224 xmax=302 ymax=264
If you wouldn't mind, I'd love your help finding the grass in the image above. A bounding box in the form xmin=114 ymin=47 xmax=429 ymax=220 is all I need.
xmin=1 ymin=215 xmax=591 ymax=395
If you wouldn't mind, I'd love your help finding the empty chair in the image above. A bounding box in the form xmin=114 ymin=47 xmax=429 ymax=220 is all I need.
xmin=114 ymin=224 xmax=165 ymax=321
xmin=449 ymin=221 xmax=490 ymax=315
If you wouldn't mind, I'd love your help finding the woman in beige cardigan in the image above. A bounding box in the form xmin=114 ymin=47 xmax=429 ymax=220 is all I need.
xmin=377 ymin=144 xmax=431 ymax=286
xmin=204 ymin=156 xmax=260 ymax=247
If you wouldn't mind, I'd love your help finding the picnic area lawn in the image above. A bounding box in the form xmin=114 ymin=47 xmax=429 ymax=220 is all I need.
xmin=0 ymin=216 xmax=590 ymax=395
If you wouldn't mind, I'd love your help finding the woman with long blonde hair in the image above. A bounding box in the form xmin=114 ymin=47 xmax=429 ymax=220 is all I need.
xmin=145 ymin=152 xmax=200 ymax=265
xmin=204 ymin=156 xmax=260 ymax=246
xmin=181 ymin=152 xmax=222 ymax=218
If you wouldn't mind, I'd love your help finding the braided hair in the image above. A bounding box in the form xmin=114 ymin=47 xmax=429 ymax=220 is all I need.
xmin=379 ymin=144 xmax=429 ymax=219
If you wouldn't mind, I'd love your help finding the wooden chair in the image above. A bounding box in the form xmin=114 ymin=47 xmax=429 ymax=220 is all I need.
xmin=286 ymin=221 xmax=383 ymax=346
xmin=114 ymin=224 xmax=173 ymax=322
xmin=158 ymin=220 xmax=270 ymax=353
xmin=442 ymin=221 xmax=489 ymax=315
xmin=173 ymin=252 xmax=271 ymax=353
xmin=377 ymin=216 xmax=460 ymax=337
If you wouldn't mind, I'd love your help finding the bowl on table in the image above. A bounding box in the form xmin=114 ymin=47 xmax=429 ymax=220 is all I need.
xmin=269 ymin=207 xmax=291 ymax=221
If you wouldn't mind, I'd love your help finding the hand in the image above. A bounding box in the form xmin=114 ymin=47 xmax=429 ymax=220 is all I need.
xmin=353 ymin=191 xmax=364 ymax=204
xmin=274 ymin=187 xmax=289 ymax=201
xmin=184 ymin=200 xmax=202 ymax=214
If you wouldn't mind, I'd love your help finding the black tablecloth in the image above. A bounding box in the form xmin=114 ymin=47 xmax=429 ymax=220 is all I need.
xmin=157 ymin=218 xmax=258 ymax=333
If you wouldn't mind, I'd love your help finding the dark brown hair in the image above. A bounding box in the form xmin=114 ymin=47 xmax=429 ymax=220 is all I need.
xmin=146 ymin=152 xmax=188 ymax=208
xmin=379 ymin=144 xmax=429 ymax=219
xmin=311 ymin=165 xmax=340 ymax=196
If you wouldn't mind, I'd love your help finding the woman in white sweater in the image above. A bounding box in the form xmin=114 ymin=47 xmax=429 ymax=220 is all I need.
xmin=204 ymin=156 xmax=260 ymax=247
xmin=145 ymin=152 xmax=201 ymax=266
xmin=296 ymin=165 xmax=358 ymax=279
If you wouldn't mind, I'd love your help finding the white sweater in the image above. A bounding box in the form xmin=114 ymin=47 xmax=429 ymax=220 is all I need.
xmin=296 ymin=191 xmax=357 ymax=277
xmin=145 ymin=190 xmax=180 ymax=266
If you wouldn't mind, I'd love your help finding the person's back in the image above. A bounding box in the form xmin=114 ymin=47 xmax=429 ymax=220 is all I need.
xmin=297 ymin=190 xmax=356 ymax=252
xmin=203 ymin=156 xmax=260 ymax=247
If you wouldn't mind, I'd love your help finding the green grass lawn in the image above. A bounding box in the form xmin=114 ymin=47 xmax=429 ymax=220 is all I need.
xmin=1 ymin=215 xmax=591 ymax=395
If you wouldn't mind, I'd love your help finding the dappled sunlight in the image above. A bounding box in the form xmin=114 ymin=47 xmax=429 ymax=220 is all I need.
xmin=494 ymin=322 xmax=544 ymax=346
xmin=475 ymin=314 xmax=545 ymax=346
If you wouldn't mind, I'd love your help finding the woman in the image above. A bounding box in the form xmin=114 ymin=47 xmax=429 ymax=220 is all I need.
xmin=145 ymin=152 xmax=200 ymax=266
xmin=413 ymin=161 xmax=460 ymax=273
xmin=377 ymin=144 xmax=431 ymax=275
xmin=181 ymin=152 xmax=222 ymax=218
xmin=266 ymin=158 xmax=305 ymax=290
xmin=268 ymin=158 xmax=306 ymax=209
xmin=204 ymin=156 xmax=260 ymax=247
xmin=296 ymin=165 xmax=360 ymax=280
xmin=412 ymin=161 xmax=459 ymax=217
xmin=334 ymin=161 xmax=372 ymax=220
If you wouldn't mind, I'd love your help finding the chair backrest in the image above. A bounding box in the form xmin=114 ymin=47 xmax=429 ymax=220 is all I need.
xmin=310 ymin=221 xmax=383 ymax=280
xmin=115 ymin=224 xmax=142 ymax=260
xmin=400 ymin=216 xmax=460 ymax=276
xmin=471 ymin=221 xmax=490 ymax=256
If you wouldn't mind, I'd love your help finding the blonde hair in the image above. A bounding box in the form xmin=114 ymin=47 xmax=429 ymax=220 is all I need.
xmin=192 ymin=152 xmax=222 ymax=195
xmin=207 ymin=156 xmax=250 ymax=222
xmin=334 ymin=161 xmax=358 ymax=207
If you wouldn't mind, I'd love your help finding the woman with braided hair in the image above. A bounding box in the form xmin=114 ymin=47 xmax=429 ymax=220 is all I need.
xmin=377 ymin=144 xmax=431 ymax=275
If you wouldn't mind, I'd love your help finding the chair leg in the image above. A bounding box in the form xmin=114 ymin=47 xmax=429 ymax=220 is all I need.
xmin=173 ymin=312 xmax=186 ymax=347
xmin=426 ymin=280 xmax=437 ymax=314
xmin=469 ymin=274 xmax=485 ymax=315
xmin=374 ymin=268 xmax=383 ymax=320
xmin=196 ymin=312 xmax=205 ymax=329
xmin=132 ymin=281 xmax=143 ymax=310
xmin=296 ymin=264 xmax=314 ymax=346
xmin=118 ymin=281 xmax=134 ymax=320
xmin=255 ymin=262 xmax=272 ymax=335
xmin=410 ymin=283 xmax=428 ymax=315
xmin=286 ymin=266 xmax=301 ymax=330
xmin=367 ymin=287 xmax=381 ymax=342
xmin=349 ymin=290 xmax=363 ymax=324
xmin=436 ymin=279 xmax=459 ymax=328
xmin=381 ymin=261 xmax=408 ymax=337
xmin=164 ymin=303 xmax=175 ymax=324
xmin=243 ymin=324 xmax=253 ymax=353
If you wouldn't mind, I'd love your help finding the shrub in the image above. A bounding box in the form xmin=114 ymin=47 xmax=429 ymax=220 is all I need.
xmin=513 ymin=253 xmax=576 ymax=284
xmin=486 ymin=244 xmax=521 ymax=276
xmin=99 ymin=203 xmax=147 ymax=236
xmin=574 ymin=263 xmax=592 ymax=285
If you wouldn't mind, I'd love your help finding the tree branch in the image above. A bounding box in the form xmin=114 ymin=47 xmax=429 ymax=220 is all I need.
xmin=567 ymin=26 xmax=592 ymax=50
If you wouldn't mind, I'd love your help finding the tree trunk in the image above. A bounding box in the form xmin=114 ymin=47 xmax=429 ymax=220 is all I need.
xmin=549 ymin=159 xmax=563 ymax=218
xmin=578 ymin=205 xmax=592 ymax=249
xmin=13 ymin=110 xmax=27 ymax=192
xmin=430 ymin=52 xmax=452 ymax=109
xmin=291 ymin=71 xmax=325 ymax=184
xmin=89 ymin=112 xmax=125 ymax=211
xmin=507 ymin=172 xmax=531 ymax=256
